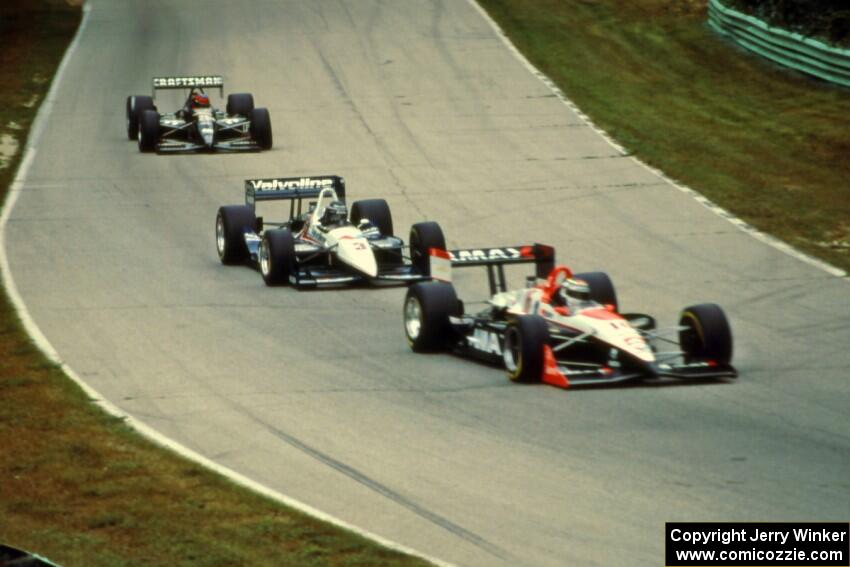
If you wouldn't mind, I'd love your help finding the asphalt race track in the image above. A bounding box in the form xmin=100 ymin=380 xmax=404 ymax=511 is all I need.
xmin=6 ymin=1 xmax=849 ymax=565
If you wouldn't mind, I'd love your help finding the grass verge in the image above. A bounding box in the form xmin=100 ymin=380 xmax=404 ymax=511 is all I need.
xmin=478 ymin=0 xmax=850 ymax=273
xmin=0 ymin=2 xmax=428 ymax=565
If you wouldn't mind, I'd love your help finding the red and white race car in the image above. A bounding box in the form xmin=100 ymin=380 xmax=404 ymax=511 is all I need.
xmin=403 ymin=245 xmax=737 ymax=388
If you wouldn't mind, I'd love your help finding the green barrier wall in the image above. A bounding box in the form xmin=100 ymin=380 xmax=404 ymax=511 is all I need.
xmin=708 ymin=0 xmax=850 ymax=88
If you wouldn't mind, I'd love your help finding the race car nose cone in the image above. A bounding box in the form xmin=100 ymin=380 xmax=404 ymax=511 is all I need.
xmin=337 ymin=238 xmax=378 ymax=278
xmin=200 ymin=126 xmax=214 ymax=147
xmin=196 ymin=114 xmax=215 ymax=147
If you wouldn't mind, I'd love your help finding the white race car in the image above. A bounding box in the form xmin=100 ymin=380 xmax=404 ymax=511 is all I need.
xmin=216 ymin=175 xmax=446 ymax=287
xmin=404 ymin=246 xmax=737 ymax=388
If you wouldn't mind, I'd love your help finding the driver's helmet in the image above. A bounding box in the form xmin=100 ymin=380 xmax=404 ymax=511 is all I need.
xmin=191 ymin=91 xmax=210 ymax=107
xmin=559 ymin=278 xmax=592 ymax=307
xmin=321 ymin=200 xmax=348 ymax=226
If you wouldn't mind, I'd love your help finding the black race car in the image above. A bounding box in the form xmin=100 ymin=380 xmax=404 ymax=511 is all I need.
xmin=126 ymin=75 xmax=272 ymax=153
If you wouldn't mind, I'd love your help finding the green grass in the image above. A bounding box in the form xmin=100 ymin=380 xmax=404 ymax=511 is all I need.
xmin=0 ymin=2 xmax=428 ymax=565
xmin=479 ymin=0 xmax=850 ymax=272
xmin=0 ymin=338 xmax=430 ymax=567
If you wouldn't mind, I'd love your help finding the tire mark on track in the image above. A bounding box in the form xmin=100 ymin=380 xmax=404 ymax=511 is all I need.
xmin=231 ymin=399 xmax=513 ymax=562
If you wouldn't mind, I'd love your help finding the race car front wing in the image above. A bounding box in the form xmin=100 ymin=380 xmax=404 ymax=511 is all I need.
xmin=447 ymin=316 xmax=737 ymax=389
xmin=157 ymin=138 xmax=260 ymax=153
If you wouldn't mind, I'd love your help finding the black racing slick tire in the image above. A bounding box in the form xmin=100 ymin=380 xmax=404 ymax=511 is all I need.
xmin=259 ymin=229 xmax=295 ymax=286
xmin=404 ymin=282 xmax=460 ymax=352
xmin=679 ymin=303 xmax=733 ymax=365
xmin=126 ymin=95 xmax=154 ymax=140
xmin=216 ymin=205 xmax=256 ymax=265
xmin=503 ymin=315 xmax=550 ymax=384
xmin=138 ymin=109 xmax=160 ymax=152
xmin=574 ymin=271 xmax=618 ymax=311
xmin=250 ymin=107 xmax=273 ymax=150
xmin=409 ymin=221 xmax=447 ymax=277
xmin=350 ymin=199 xmax=393 ymax=237
xmin=226 ymin=93 xmax=254 ymax=116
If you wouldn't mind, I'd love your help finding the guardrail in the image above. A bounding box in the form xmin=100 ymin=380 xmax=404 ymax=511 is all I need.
xmin=708 ymin=0 xmax=850 ymax=88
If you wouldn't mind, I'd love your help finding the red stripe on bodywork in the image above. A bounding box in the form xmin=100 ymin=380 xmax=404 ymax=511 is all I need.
xmin=580 ymin=308 xmax=622 ymax=320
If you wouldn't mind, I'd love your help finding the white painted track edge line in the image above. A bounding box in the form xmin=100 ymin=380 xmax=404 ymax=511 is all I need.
xmin=0 ymin=4 xmax=453 ymax=566
xmin=466 ymin=0 xmax=847 ymax=280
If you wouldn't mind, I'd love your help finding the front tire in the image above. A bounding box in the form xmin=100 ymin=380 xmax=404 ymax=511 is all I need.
xmin=351 ymin=199 xmax=393 ymax=236
xmin=226 ymin=93 xmax=255 ymax=116
xmin=409 ymin=221 xmax=446 ymax=277
xmin=250 ymin=107 xmax=273 ymax=150
xmin=216 ymin=205 xmax=256 ymax=265
xmin=404 ymin=282 xmax=460 ymax=352
xmin=126 ymin=95 xmax=154 ymax=140
xmin=260 ymin=229 xmax=295 ymax=286
xmin=679 ymin=303 xmax=733 ymax=365
xmin=138 ymin=109 xmax=160 ymax=152
xmin=574 ymin=271 xmax=618 ymax=311
xmin=503 ymin=315 xmax=550 ymax=383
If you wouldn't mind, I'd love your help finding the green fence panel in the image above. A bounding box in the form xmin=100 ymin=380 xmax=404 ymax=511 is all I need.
xmin=708 ymin=0 xmax=850 ymax=88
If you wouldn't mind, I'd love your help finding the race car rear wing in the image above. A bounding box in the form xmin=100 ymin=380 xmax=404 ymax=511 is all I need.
xmin=431 ymin=244 xmax=555 ymax=294
xmin=151 ymin=75 xmax=224 ymax=98
xmin=244 ymin=176 xmax=347 ymax=219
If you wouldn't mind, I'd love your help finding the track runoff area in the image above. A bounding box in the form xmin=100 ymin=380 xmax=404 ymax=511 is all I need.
xmin=666 ymin=523 xmax=849 ymax=566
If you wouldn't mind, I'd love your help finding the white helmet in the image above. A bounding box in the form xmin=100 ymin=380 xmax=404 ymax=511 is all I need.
xmin=560 ymin=278 xmax=591 ymax=304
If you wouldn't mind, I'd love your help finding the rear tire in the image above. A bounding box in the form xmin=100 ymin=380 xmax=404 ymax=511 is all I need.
xmin=574 ymin=271 xmax=618 ymax=311
xmin=350 ymin=199 xmax=393 ymax=236
xmin=250 ymin=107 xmax=273 ymax=150
xmin=503 ymin=315 xmax=549 ymax=383
xmin=126 ymin=95 xmax=154 ymax=140
xmin=138 ymin=109 xmax=160 ymax=152
xmin=227 ymin=93 xmax=254 ymax=116
xmin=409 ymin=221 xmax=446 ymax=277
xmin=216 ymin=205 xmax=256 ymax=265
xmin=404 ymin=282 xmax=460 ymax=352
xmin=260 ymin=229 xmax=295 ymax=286
xmin=679 ymin=303 xmax=733 ymax=365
